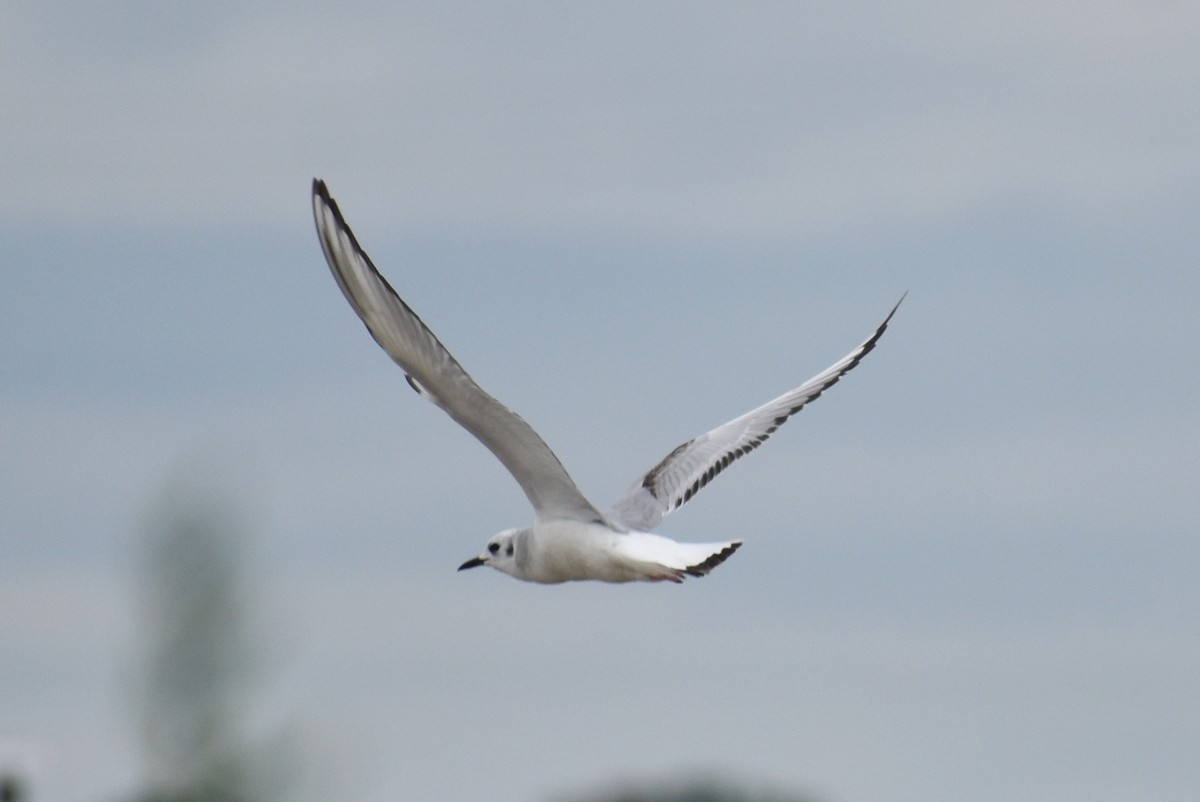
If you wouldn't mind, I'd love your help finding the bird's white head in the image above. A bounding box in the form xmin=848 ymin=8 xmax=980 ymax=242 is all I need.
xmin=458 ymin=527 xmax=525 ymax=578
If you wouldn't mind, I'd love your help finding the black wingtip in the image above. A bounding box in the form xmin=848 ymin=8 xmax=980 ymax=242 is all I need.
xmin=310 ymin=179 xmax=359 ymax=252
xmin=684 ymin=541 xmax=743 ymax=578
xmin=881 ymin=291 xmax=907 ymax=326
xmin=868 ymin=291 xmax=906 ymax=347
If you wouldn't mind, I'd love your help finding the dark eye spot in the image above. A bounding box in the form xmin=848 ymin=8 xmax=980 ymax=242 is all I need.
xmin=488 ymin=543 xmax=500 ymax=554
xmin=505 ymin=544 xmax=514 ymax=557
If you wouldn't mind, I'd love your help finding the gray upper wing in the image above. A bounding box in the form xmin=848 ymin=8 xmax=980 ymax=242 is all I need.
xmin=312 ymin=179 xmax=604 ymax=524
xmin=609 ymin=296 xmax=904 ymax=531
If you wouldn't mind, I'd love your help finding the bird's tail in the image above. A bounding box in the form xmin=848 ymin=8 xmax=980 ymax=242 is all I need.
xmin=681 ymin=540 xmax=742 ymax=577
xmin=616 ymin=534 xmax=742 ymax=582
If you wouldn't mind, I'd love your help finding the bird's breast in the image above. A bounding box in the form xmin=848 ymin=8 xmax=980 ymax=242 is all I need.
xmin=523 ymin=519 xmax=639 ymax=583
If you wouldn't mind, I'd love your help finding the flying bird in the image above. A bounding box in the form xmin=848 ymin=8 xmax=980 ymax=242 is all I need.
xmin=311 ymin=179 xmax=902 ymax=584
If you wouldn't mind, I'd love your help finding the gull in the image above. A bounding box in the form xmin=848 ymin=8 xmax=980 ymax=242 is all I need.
xmin=311 ymin=179 xmax=903 ymax=584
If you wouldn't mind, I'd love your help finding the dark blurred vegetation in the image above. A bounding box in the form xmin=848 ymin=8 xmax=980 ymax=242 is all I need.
xmin=128 ymin=482 xmax=288 ymax=802
xmin=0 ymin=774 xmax=24 ymax=802
xmin=560 ymin=778 xmax=820 ymax=802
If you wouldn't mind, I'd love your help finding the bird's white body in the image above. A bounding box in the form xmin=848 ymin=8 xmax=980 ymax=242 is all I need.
xmin=491 ymin=520 xmax=742 ymax=584
xmin=310 ymin=179 xmax=901 ymax=585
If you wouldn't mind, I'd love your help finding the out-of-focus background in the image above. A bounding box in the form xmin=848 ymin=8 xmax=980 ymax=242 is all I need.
xmin=3 ymin=2 xmax=1198 ymax=801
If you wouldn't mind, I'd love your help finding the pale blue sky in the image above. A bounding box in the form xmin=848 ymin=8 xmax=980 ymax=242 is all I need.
xmin=3 ymin=3 xmax=1198 ymax=801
